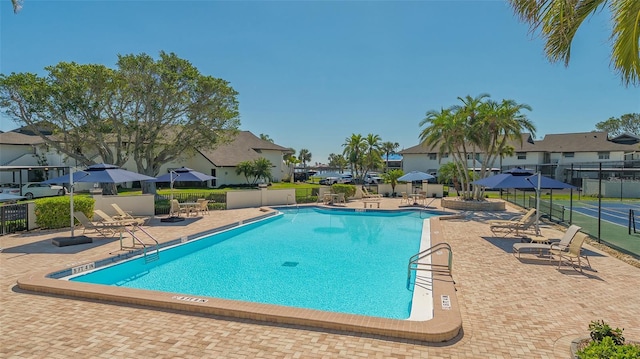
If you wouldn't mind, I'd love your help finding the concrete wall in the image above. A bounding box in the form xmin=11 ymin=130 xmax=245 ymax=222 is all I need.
xmin=226 ymin=188 xmax=296 ymax=210
xmin=582 ymin=179 xmax=640 ymax=198
xmin=91 ymin=194 xmax=156 ymax=219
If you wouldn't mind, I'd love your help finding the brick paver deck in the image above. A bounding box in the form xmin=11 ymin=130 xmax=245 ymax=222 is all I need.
xmin=2 ymin=199 xmax=639 ymax=358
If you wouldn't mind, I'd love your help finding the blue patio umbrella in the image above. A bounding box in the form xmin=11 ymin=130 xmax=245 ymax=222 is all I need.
xmin=43 ymin=163 xmax=155 ymax=184
xmin=152 ymin=167 xmax=216 ymax=222
xmin=471 ymin=173 xmax=575 ymax=190
xmin=398 ymin=171 xmax=435 ymax=182
xmin=473 ymin=172 xmax=576 ymax=234
xmin=153 ymin=167 xmax=216 ymax=183
xmin=43 ymin=164 xmax=155 ymax=237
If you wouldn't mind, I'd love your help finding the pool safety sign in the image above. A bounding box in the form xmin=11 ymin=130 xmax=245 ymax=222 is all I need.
xmin=172 ymin=295 xmax=208 ymax=303
xmin=441 ymin=295 xmax=451 ymax=310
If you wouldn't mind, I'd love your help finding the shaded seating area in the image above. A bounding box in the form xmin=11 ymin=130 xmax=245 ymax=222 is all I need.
xmin=489 ymin=208 xmax=537 ymax=236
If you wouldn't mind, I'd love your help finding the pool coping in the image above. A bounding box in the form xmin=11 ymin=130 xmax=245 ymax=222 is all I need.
xmin=17 ymin=209 xmax=461 ymax=342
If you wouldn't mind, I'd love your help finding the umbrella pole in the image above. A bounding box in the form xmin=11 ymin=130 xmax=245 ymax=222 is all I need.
xmin=70 ymin=167 xmax=74 ymax=237
xmin=535 ymin=173 xmax=541 ymax=235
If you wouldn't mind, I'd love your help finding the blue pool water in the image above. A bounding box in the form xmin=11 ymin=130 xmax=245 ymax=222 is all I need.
xmin=71 ymin=208 xmax=432 ymax=319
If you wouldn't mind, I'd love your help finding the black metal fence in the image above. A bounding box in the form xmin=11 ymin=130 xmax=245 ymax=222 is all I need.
xmin=154 ymin=192 xmax=227 ymax=215
xmin=1 ymin=203 xmax=28 ymax=236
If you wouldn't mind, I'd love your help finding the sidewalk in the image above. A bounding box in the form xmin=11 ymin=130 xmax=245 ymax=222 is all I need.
xmin=2 ymin=199 xmax=639 ymax=358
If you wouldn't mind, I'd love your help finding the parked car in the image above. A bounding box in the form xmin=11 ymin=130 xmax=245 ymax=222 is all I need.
xmin=364 ymin=174 xmax=383 ymax=184
xmin=319 ymin=175 xmax=353 ymax=185
xmin=0 ymin=183 xmax=20 ymax=195
xmin=21 ymin=182 xmax=66 ymax=199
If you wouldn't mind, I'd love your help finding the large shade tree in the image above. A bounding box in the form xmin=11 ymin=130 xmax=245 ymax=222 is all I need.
xmin=509 ymin=0 xmax=640 ymax=86
xmin=595 ymin=113 xmax=640 ymax=136
xmin=0 ymin=52 xmax=241 ymax=193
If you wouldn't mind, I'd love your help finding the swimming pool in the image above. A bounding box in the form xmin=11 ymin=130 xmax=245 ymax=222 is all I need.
xmin=69 ymin=207 xmax=429 ymax=320
xmin=18 ymin=206 xmax=462 ymax=342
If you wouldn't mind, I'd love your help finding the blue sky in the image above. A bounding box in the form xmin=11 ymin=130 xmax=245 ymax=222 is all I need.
xmin=1 ymin=1 xmax=638 ymax=164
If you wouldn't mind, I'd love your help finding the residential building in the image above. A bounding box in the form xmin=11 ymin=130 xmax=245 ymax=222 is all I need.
xmin=0 ymin=129 xmax=292 ymax=188
xmin=400 ymin=131 xmax=640 ymax=183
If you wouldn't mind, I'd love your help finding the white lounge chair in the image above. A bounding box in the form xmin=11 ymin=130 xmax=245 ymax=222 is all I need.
xmin=512 ymin=224 xmax=582 ymax=259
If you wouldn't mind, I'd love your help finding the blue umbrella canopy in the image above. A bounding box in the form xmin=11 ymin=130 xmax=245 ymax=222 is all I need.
xmin=398 ymin=171 xmax=435 ymax=182
xmin=43 ymin=164 xmax=155 ymax=184
xmin=153 ymin=167 xmax=216 ymax=183
xmin=472 ymin=173 xmax=575 ymax=189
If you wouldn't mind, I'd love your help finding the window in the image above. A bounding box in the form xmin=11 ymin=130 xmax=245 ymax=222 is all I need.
xmin=428 ymin=153 xmax=437 ymax=160
xmin=598 ymin=152 xmax=610 ymax=160
xmin=516 ymin=152 xmax=526 ymax=160
xmin=441 ymin=153 xmax=449 ymax=158
xmin=563 ymin=152 xmax=575 ymax=158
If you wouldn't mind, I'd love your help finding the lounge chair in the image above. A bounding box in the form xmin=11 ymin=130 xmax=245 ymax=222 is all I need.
xmin=512 ymin=224 xmax=582 ymax=259
xmin=362 ymin=186 xmax=382 ymax=198
xmin=111 ymin=203 xmax=149 ymax=224
xmin=489 ymin=208 xmax=537 ymax=236
xmin=73 ymin=211 xmax=122 ymax=237
xmin=94 ymin=209 xmax=143 ymax=226
xmin=552 ymin=232 xmax=592 ymax=272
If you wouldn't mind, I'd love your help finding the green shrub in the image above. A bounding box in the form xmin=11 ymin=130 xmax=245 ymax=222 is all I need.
xmin=331 ymin=184 xmax=356 ymax=198
xmin=34 ymin=196 xmax=95 ymax=229
xmin=589 ymin=320 xmax=625 ymax=345
xmin=577 ymin=336 xmax=640 ymax=359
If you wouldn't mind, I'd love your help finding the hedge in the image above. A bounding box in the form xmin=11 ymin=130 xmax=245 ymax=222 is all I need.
xmin=34 ymin=196 xmax=95 ymax=229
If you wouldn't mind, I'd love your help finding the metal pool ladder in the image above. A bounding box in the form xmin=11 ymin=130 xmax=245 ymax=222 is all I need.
xmin=123 ymin=225 xmax=160 ymax=264
xmin=407 ymin=243 xmax=453 ymax=288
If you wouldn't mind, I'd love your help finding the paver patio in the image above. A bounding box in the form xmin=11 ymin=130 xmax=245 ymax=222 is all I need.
xmin=2 ymin=198 xmax=639 ymax=358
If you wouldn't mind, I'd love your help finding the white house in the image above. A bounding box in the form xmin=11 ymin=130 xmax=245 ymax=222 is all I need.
xmin=0 ymin=129 xmax=292 ymax=188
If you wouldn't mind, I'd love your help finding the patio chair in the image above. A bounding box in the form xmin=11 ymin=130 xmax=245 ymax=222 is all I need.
xmin=512 ymin=224 xmax=582 ymax=259
xmin=489 ymin=208 xmax=537 ymax=236
xmin=73 ymin=211 xmax=122 ymax=237
xmin=335 ymin=193 xmax=346 ymax=204
xmin=400 ymin=192 xmax=410 ymax=205
xmin=361 ymin=186 xmax=382 ymax=198
xmin=94 ymin=209 xmax=143 ymax=226
xmin=196 ymin=198 xmax=210 ymax=215
xmin=111 ymin=203 xmax=149 ymax=224
xmin=170 ymin=199 xmax=189 ymax=217
xmin=551 ymin=232 xmax=592 ymax=272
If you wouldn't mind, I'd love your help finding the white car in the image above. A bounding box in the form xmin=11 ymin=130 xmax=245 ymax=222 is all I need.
xmin=364 ymin=174 xmax=383 ymax=184
xmin=21 ymin=182 xmax=66 ymax=199
xmin=0 ymin=183 xmax=20 ymax=195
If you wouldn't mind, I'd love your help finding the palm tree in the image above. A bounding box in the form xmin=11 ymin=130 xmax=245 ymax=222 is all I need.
xmin=363 ymin=133 xmax=382 ymax=179
xmin=509 ymin=0 xmax=640 ymax=86
xmin=253 ymin=157 xmax=274 ymax=184
xmin=298 ymin=148 xmax=311 ymax=175
xmin=380 ymin=141 xmax=399 ymax=172
xmin=328 ymin=153 xmax=348 ymax=173
xmin=259 ymin=133 xmax=274 ymax=143
xmin=420 ymin=107 xmax=473 ymax=199
xmin=342 ymin=134 xmax=367 ymax=179
xmin=283 ymin=149 xmax=298 ymax=183
xmin=382 ymin=169 xmax=404 ymax=196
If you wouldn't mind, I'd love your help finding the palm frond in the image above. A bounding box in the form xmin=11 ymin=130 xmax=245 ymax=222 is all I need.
xmin=610 ymin=0 xmax=640 ymax=86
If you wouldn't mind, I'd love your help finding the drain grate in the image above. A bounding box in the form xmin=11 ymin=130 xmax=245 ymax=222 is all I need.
xmin=282 ymin=261 xmax=299 ymax=267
